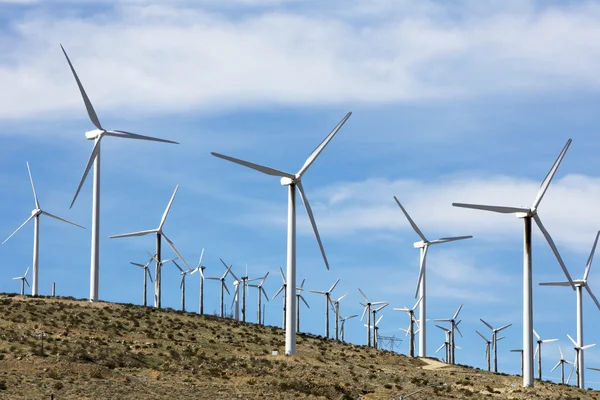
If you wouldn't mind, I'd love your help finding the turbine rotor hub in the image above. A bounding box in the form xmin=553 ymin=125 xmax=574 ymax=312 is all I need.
xmin=85 ymin=129 xmax=104 ymax=140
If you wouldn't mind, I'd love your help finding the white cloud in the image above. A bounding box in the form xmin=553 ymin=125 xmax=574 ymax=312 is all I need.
xmin=2 ymin=1 xmax=600 ymax=121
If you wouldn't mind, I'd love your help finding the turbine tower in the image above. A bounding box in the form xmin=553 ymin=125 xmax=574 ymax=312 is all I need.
xmin=61 ymin=45 xmax=177 ymax=302
xmin=480 ymin=319 xmax=512 ymax=373
xmin=109 ymin=185 xmax=190 ymax=308
xmin=3 ymin=162 xmax=85 ymax=296
xmin=189 ymin=249 xmax=205 ymax=314
xmin=309 ymin=279 xmax=340 ymax=339
xmin=394 ymin=297 xmax=422 ymax=357
xmin=539 ymin=230 xmax=600 ymax=389
xmin=249 ymin=272 xmax=270 ymax=325
xmin=129 ymin=254 xmax=154 ymax=306
xmin=453 ymin=139 xmax=575 ymax=387
xmin=394 ymin=196 xmax=472 ymax=357
xmin=212 ymin=112 xmax=351 ymax=355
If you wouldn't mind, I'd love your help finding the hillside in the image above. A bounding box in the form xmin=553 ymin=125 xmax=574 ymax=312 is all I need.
xmin=0 ymin=294 xmax=597 ymax=399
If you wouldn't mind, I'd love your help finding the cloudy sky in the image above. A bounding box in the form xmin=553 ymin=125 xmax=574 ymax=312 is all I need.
xmin=2 ymin=0 xmax=600 ymax=386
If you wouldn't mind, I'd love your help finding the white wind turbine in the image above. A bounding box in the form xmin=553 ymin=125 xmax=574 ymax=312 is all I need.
xmin=129 ymin=254 xmax=154 ymax=307
xmin=212 ymin=112 xmax=352 ymax=355
xmin=533 ymin=329 xmax=558 ymax=381
xmin=539 ymin=230 xmax=600 ymax=389
xmin=295 ymin=279 xmax=310 ymax=332
xmin=339 ymin=314 xmax=357 ymax=343
xmin=3 ymin=162 xmax=85 ymax=296
xmin=272 ymin=267 xmax=288 ymax=329
xmin=358 ymin=288 xmax=387 ymax=347
xmin=173 ymin=260 xmax=192 ymax=312
xmin=13 ymin=267 xmax=30 ymax=296
xmin=480 ymin=319 xmax=512 ymax=373
xmin=567 ymin=334 xmax=596 ymax=388
xmin=249 ymin=272 xmax=269 ymax=325
xmin=394 ymin=196 xmax=472 ymax=358
xmin=330 ymin=292 xmax=349 ymax=341
xmin=394 ymin=297 xmax=422 ymax=358
xmin=206 ymin=259 xmax=232 ymax=317
xmin=228 ymin=265 xmax=242 ymax=321
xmin=310 ymin=279 xmax=340 ymax=339
xmin=61 ymin=45 xmax=178 ymax=302
xmin=109 ymin=185 xmax=190 ymax=309
xmin=189 ymin=249 xmax=205 ymax=314
xmin=434 ymin=304 xmax=464 ymax=365
xmin=435 ymin=325 xmax=452 ymax=363
xmin=476 ymin=330 xmax=505 ymax=372
xmin=364 ymin=315 xmax=384 ymax=349
xmin=453 ymin=139 xmax=575 ymax=387
xmin=551 ymin=343 xmax=573 ymax=385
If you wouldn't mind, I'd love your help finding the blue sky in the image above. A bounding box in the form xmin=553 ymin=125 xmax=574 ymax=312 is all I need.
xmin=2 ymin=0 xmax=600 ymax=387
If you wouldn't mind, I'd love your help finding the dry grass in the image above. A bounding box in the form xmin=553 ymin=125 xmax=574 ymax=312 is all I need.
xmin=0 ymin=293 xmax=597 ymax=399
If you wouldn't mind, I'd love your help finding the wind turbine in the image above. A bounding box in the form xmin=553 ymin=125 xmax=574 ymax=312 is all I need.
xmin=435 ymin=325 xmax=451 ymax=363
xmin=212 ymin=112 xmax=352 ymax=355
xmin=206 ymin=259 xmax=232 ymax=317
xmin=480 ymin=319 xmax=512 ymax=373
xmin=189 ymin=249 xmax=205 ymax=314
xmin=539 ymin=230 xmax=600 ymax=389
xmin=358 ymin=288 xmax=387 ymax=347
xmin=109 ymin=185 xmax=190 ymax=309
xmin=330 ymin=292 xmax=349 ymax=341
xmin=13 ymin=267 xmax=30 ymax=296
xmin=295 ymin=279 xmax=310 ymax=332
xmin=394 ymin=297 xmax=422 ymax=358
xmin=364 ymin=315 xmax=384 ymax=349
xmin=567 ymin=334 xmax=596 ymax=388
xmin=340 ymin=314 xmax=357 ymax=343
xmin=477 ymin=330 xmax=496 ymax=372
xmin=3 ymin=162 xmax=85 ymax=296
xmin=533 ymin=329 xmax=558 ymax=381
xmin=371 ymin=303 xmax=389 ymax=348
xmin=551 ymin=343 xmax=573 ymax=385
xmin=61 ymin=45 xmax=178 ymax=302
xmin=129 ymin=254 xmax=154 ymax=307
xmin=394 ymin=196 xmax=472 ymax=358
xmin=453 ymin=139 xmax=575 ymax=387
xmin=173 ymin=260 xmax=192 ymax=312
xmin=434 ymin=304 xmax=463 ymax=365
xmin=249 ymin=272 xmax=270 ymax=325
xmin=310 ymin=279 xmax=340 ymax=339
xmin=228 ymin=265 xmax=242 ymax=321
xmin=272 ymin=267 xmax=287 ymax=329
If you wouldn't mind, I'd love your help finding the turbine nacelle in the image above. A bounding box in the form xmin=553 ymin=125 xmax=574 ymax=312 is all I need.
xmin=31 ymin=209 xmax=42 ymax=217
xmin=85 ymin=129 xmax=104 ymax=140
xmin=413 ymin=241 xmax=427 ymax=249
xmin=515 ymin=210 xmax=534 ymax=219
xmin=280 ymin=176 xmax=297 ymax=186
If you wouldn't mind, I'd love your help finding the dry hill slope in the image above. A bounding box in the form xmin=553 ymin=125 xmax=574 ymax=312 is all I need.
xmin=0 ymin=294 xmax=597 ymax=399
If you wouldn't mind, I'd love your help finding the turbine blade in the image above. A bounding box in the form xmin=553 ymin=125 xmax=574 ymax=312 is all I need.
xmin=360 ymin=305 xmax=368 ymax=321
xmin=328 ymin=278 xmax=340 ymax=293
xmin=455 ymin=323 xmax=463 ymax=338
xmin=412 ymin=296 xmax=423 ymax=311
xmin=173 ymin=260 xmax=184 ymax=273
xmin=110 ymin=229 xmax=157 ymax=239
xmin=223 ymin=282 xmax=230 ymax=295
xmin=567 ymin=334 xmax=578 ymax=347
xmin=582 ymin=343 xmax=596 ymax=350
xmin=162 ymin=233 xmax=191 ymax=270
xmin=300 ymin=295 xmax=310 ymax=308
xmin=60 ymin=44 xmax=103 ymax=130
xmin=309 ymin=290 xmax=326 ymax=294
xmin=262 ymin=287 xmax=270 ymax=302
xmin=105 ymin=130 xmax=178 ymax=144
xmin=272 ymin=286 xmax=284 ymax=300
xmin=337 ymin=292 xmax=349 ymax=302
xmin=41 ymin=212 xmax=85 ymax=229
xmin=584 ymin=230 xmax=600 ymax=281
xmin=25 ymin=278 xmax=30 ymax=287
xmin=533 ymin=329 xmax=541 ymax=341
xmin=551 ymin=360 xmax=561 ymax=372
xmin=533 ymin=214 xmax=575 ymax=289
xmin=211 ymin=152 xmax=294 ymax=179
xmin=70 ymin=137 xmax=102 ymax=209
xmin=480 ymin=319 xmax=494 ymax=331
xmin=375 ymin=303 xmax=389 ymax=312
xmin=585 ymin=285 xmax=600 ymax=310
xmin=476 ymin=330 xmax=490 ymax=343
xmin=435 ymin=343 xmax=445 ymax=354
xmin=542 ymin=339 xmax=558 ymax=343
xmin=2 ymin=214 xmax=35 ymax=244
xmin=531 ymin=138 xmax=571 ymax=211
xmin=358 ymin=288 xmax=369 ymax=303
xmin=297 ymin=111 xmax=351 ymax=177
xmin=24 ymin=267 xmax=30 ymax=277
xmin=497 ymin=323 xmax=512 ymax=332
xmin=452 ymin=203 xmax=529 ymax=214
xmin=197 ymin=249 xmax=205 ymax=279
xmin=453 ymin=304 xmax=464 ymax=320
xmin=146 ymin=268 xmax=154 ymax=283
xmin=393 ymin=196 xmax=427 ymax=242
xmin=558 ymin=343 xmax=564 ymax=360
xmin=279 ymin=267 xmax=286 ymax=284
xmin=428 ymin=235 xmax=473 ymax=245
xmin=159 ymin=185 xmax=179 ymax=231
xmin=534 ymin=346 xmax=539 ymax=359
xmin=296 ymin=180 xmax=329 ymax=270
xmin=539 ymin=281 xmax=572 ymax=286
xmin=26 ymin=162 xmax=40 ymax=209
xmin=130 ymin=262 xmax=145 ymax=268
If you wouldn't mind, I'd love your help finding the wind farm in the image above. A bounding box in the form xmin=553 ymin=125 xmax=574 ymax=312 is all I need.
xmin=3 ymin=1 xmax=600 ymax=397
